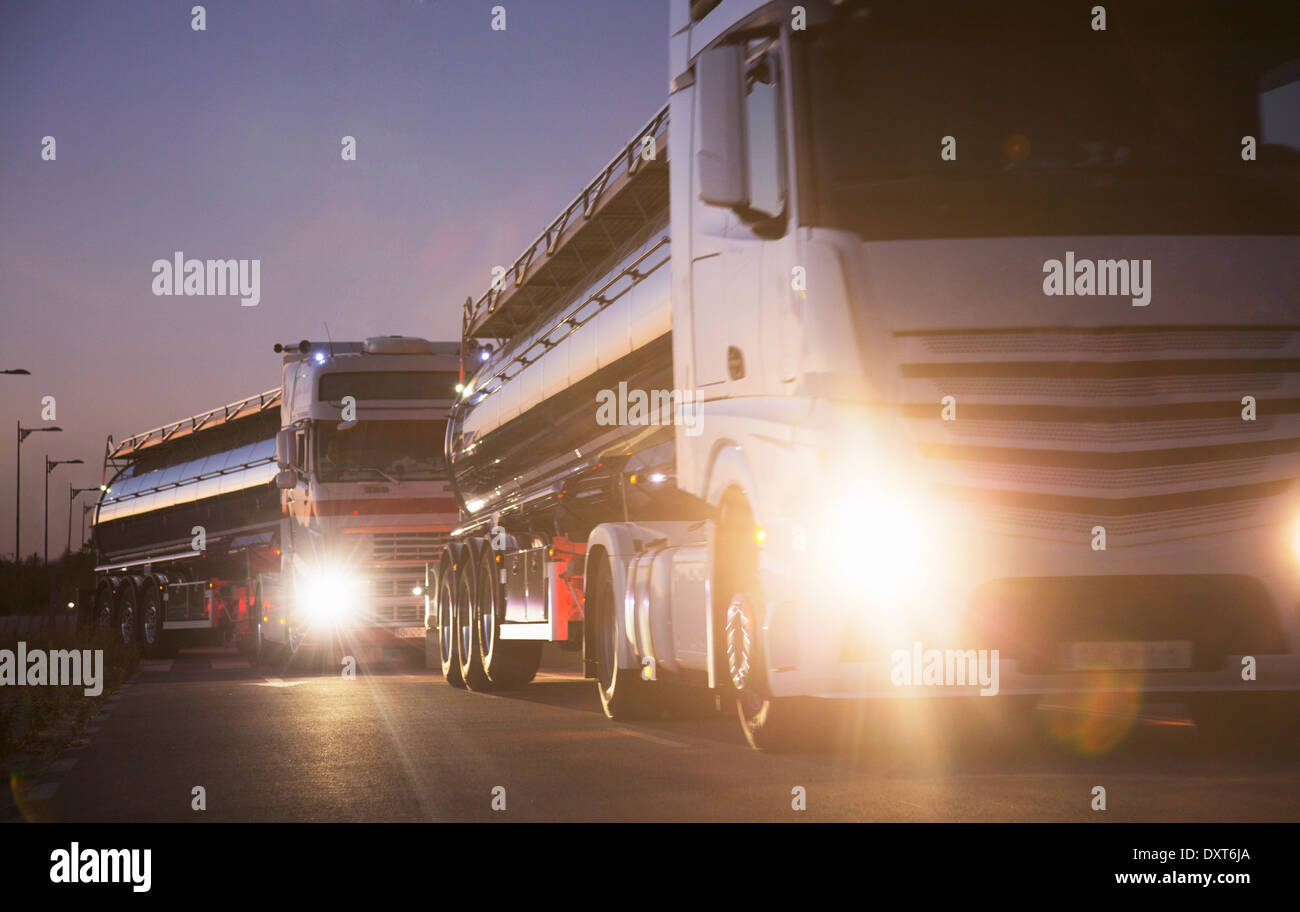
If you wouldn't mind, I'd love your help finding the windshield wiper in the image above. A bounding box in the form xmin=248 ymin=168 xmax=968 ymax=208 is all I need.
xmin=349 ymin=466 xmax=401 ymax=486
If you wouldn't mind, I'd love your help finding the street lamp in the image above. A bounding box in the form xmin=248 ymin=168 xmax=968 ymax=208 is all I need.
xmin=44 ymin=457 xmax=83 ymax=564
xmin=68 ymin=483 xmax=99 ymax=556
xmin=80 ymin=501 xmax=96 ymax=552
xmin=15 ymin=422 xmax=62 ymax=561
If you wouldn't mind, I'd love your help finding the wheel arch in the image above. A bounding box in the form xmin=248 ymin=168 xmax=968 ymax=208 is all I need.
xmin=584 ymin=525 xmax=644 ymax=674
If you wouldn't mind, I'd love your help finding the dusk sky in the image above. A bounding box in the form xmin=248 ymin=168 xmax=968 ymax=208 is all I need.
xmin=0 ymin=0 xmax=667 ymax=558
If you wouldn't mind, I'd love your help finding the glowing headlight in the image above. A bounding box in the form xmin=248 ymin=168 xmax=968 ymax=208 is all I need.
xmin=298 ymin=568 xmax=365 ymax=625
xmin=1288 ymin=518 xmax=1300 ymax=566
xmin=826 ymin=483 xmax=934 ymax=604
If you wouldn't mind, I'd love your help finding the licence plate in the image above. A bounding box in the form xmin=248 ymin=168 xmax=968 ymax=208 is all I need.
xmin=1062 ymin=639 xmax=1194 ymax=671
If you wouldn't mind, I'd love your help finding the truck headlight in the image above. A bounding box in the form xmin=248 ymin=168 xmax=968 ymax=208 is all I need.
xmin=822 ymin=480 xmax=938 ymax=609
xmin=299 ymin=568 xmax=364 ymax=625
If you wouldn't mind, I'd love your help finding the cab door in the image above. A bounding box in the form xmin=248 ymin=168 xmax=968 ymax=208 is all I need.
xmin=690 ymin=37 xmax=791 ymax=398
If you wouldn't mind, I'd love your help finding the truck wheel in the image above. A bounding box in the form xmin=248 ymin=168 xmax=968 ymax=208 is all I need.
xmin=456 ymin=543 xmax=492 ymax=691
xmin=437 ymin=555 xmax=464 ymax=687
xmin=285 ymin=624 xmax=303 ymax=664
xmin=251 ymin=621 xmax=267 ymax=666
xmin=139 ymin=583 xmax=170 ymax=658
xmin=716 ymin=494 xmax=809 ymax=751
xmin=117 ymin=581 xmax=139 ymax=647
xmin=94 ymin=582 xmax=115 ymax=636
xmin=726 ymin=590 xmax=808 ymax=751
xmin=475 ymin=545 xmax=542 ymax=689
xmin=590 ymin=555 xmax=659 ymax=720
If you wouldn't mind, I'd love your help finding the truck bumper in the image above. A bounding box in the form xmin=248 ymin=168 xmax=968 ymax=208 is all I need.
xmin=798 ymin=654 xmax=1300 ymax=701
xmin=768 ymin=515 xmax=1300 ymax=702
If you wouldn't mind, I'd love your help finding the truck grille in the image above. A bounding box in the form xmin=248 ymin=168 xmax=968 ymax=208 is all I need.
xmin=897 ymin=325 xmax=1300 ymax=546
xmin=371 ymin=531 xmax=443 ymax=563
xmin=371 ymin=576 xmax=422 ymax=599
xmin=366 ymin=604 xmax=424 ymax=624
xmin=364 ymin=574 xmax=423 ymax=625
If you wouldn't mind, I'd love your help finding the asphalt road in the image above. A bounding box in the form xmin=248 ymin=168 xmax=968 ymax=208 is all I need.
xmin=8 ymin=645 xmax=1300 ymax=822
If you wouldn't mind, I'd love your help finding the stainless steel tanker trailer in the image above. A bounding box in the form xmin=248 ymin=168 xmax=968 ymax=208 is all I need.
xmin=92 ymin=390 xmax=281 ymax=658
xmin=430 ymin=104 xmax=680 ymax=694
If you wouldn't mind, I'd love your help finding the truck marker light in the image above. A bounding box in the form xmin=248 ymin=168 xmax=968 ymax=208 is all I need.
xmin=755 ymin=527 xmax=766 ymax=546
xmin=263 ymin=616 xmax=268 ymax=623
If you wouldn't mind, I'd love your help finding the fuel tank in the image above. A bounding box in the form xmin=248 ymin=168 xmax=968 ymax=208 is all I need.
xmin=94 ymin=401 xmax=281 ymax=562
xmin=448 ymin=230 xmax=674 ymax=522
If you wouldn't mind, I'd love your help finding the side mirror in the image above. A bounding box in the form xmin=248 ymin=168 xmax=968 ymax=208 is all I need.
xmin=695 ymin=43 xmax=748 ymax=208
xmin=275 ymin=428 xmax=293 ymax=470
xmin=275 ymin=469 xmax=297 ymax=490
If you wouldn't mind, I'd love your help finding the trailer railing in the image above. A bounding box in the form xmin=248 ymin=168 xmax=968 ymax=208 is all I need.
xmin=107 ymin=387 xmax=282 ymax=460
xmin=462 ymin=104 xmax=670 ymax=342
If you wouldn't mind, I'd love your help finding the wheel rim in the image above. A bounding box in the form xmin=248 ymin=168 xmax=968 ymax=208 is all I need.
xmin=119 ymin=590 xmax=136 ymax=644
xmin=438 ymin=576 xmax=454 ymax=663
xmin=726 ymin=594 xmax=754 ymax=694
xmin=478 ymin=560 xmax=495 ymax=659
xmin=596 ymin=569 xmax=615 ymax=692
xmin=143 ymin=596 xmax=159 ymax=646
xmin=457 ymin=576 xmax=472 ymax=662
xmin=96 ymin=590 xmax=113 ymax=630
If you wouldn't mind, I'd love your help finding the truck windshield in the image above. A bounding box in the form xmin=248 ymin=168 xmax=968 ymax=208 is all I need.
xmin=795 ymin=0 xmax=1300 ymax=239
xmin=315 ymin=420 xmax=445 ymax=483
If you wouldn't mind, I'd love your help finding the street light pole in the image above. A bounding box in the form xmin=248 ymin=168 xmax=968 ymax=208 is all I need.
xmin=81 ymin=501 xmax=95 ymax=551
xmin=44 ymin=456 xmax=83 ymax=564
xmin=68 ymin=483 xmax=99 ymax=556
xmin=15 ymin=422 xmax=62 ymax=562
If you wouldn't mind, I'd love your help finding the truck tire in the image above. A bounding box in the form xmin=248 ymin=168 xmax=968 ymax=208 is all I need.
xmin=590 ymin=554 xmax=660 ymax=720
xmin=475 ymin=543 xmax=542 ymax=689
xmin=716 ymin=494 xmax=809 ymax=751
xmin=726 ymin=590 xmax=812 ymax=751
xmin=285 ymin=623 xmax=304 ymax=665
xmin=437 ymin=548 xmax=465 ymax=687
xmin=456 ymin=541 xmax=492 ymax=691
xmin=116 ymin=580 xmax=139 ymax=647
xmin=251 ymin=620 xmax=268 ymax=666
xmin=139 ymin=581 xmax=173 ymax=658
xmin=94 ymin=581 xmax=116 ymax=636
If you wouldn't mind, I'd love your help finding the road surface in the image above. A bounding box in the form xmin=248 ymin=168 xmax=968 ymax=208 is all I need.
xmin=7 ymin=646 xmax=1299 ymax=822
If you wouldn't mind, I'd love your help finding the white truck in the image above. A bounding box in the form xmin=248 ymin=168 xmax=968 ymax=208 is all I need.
xmin=264 ymin=336 xmax=460 ymax=662
xmin=94 ymin=336 xmax=460 ymax=664
xmin=433 ymin=0 xmax=1300 ymax=749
